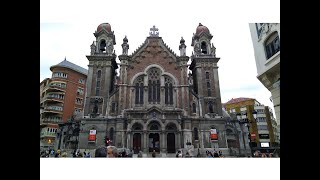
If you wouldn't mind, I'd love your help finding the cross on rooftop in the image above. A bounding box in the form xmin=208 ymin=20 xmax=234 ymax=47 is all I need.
xmin=149 ymin=25 xmax=159 ymax=37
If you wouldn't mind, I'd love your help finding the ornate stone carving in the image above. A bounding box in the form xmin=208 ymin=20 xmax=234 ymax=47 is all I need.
xmin=106 ymin=38 xmax=114 ymax=55
xmin=149 ymin=25 xmax=159 ymax=37
xmin=179 ymin=37 xmax=187 ymax=56
xmin=194 ymin=39 xmax=201 ymax=55
xmin=121 ymin=36 xmax=129 ymax=55
xmin=90 ymin=41 xmax=96 ymax=55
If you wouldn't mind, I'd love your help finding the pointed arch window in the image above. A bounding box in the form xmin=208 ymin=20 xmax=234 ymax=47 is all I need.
xmin=148 ymin=68 xmax=161 ymax=103
xmin=165 ymin=76 xmax=173 ymax=105
xmin=192 ymin=103 xmax=196 ymax=113
xmin=134 ymin=76 xmax=144 ymax=104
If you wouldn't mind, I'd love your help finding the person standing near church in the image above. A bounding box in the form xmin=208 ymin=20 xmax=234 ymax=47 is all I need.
xmin=107 ymin=146 xmax=118 ymax=158
xmin=152 ymin=150 xmax=156 ymax=158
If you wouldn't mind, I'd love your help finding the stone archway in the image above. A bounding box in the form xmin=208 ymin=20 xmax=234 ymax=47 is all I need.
xmin=131 ymin=123 xmax=143 ymax=154
xmin=166 ymin=123 xmax=177 ymax=153
xmin=148 ymin=121 xmax=161 ymax=153
xmin=149 ymin=133 xmax=160 ymax=152
xmin=133 ymin=133 xmax=142 ymax=154
xmin=167 ymin=133 xmax=175 ymax=153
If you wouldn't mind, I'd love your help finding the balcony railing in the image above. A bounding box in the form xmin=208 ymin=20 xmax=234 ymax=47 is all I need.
xmin=256 ymin=113 xmax=266 ymax=118
xmin=42 ymin=95 xmax=64 ymax=103
xmin=41 ymin=118 xmax=62 ymax=123
xmin=45 ymin=84 xmax=66 ymax=92
xmin=44 ymin=106 xmax=63 ymax=113
xmin=40 ymin=132 xmax=57 ymax=137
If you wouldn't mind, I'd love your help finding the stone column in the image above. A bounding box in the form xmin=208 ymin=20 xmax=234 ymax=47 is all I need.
xmin=130 ymin=88 xmax=134 ymax=108
xmin=177 ymin=132 xmax=181 ymax=149
xmin=143 ymin=131 xmax=147 ymax=153
xmin=127 ymin=131 xmax=131 ymax=149
xmin=161 ymin=131 xmax=166 ymax=153
xmin=144 ymin=87 xmax=148 ymax=109
xmin=144 ymin=75 xmax=148 ymax=108
xmin=160 ymin=76 xmax=164 ymax=108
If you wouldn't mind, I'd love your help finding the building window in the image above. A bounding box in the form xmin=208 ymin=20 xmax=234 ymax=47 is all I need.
xmin=77 ymin=87 xmax=84 ymax=95
xmin=257 ymin=117 xmax=266 ymax=122
xmin=109 ymin=128 xmax=114 ymax=141
xmin=95 ymin=70 xmax=101 ymax=96
xmin=75 ymin=98 xmax=83 ymax=105
xmin=78 ymin=78 xmax=85 ymax=84
xmin=52 ymin=72 xmax=68 ymax=78
xmin=208 ymin=102 xmax=214 ymax=113
xmin=256 ymin=109 xmax=264 ymax=113
xmin=97 ymin=70 xmax=101 ymax=79
xmin=74 ymin=108 xmax=82 ymax=113
xmin=150 ymin=124 xmax=159 ymax=130
xmin=96 ymin=80 xmax=100 ymax=96
xmin=192 ymin=103 xmax=196 ymax=113
xmin=257 ymin=125 xmax=268 ymax=130
xmin=48 ymin=93 xmax=65 ymax=100
xmin=50 ymin=82 xmax=66 ymax=89
xmin=194 ymin=128 xmax=199 ymax=140
xmin=111 ymin=102 xmax=117 ymax=113
xmin=255 ymin=23 xmax=264 ymax=37
xmin=47 ymin=106 xmax=63 ymax=111
xmin=164 ymin=76 xmax=173 ymax=105
xmin=265 ymin=32 xmax=280 ymax=59
xmin=205 ymin=72 xmax=210 ymax=79
xmin=134 ymin=76 xmax=144 ymax=104
xmin=148 ymin=68 xmax=161 ymax=103
xmin=207 ymin=82 xmax=211 ymax=96
xmin=201 ymin=41 xmax=207 ymax=54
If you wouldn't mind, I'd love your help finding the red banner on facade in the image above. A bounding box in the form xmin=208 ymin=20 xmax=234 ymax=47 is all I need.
xmin=88 ymin=130 xmax=96 ymax=141
xmin=210 ymin=129 xmax=218 ymax=140
xmin=251 ymin=133 xmax=256 ymax=139
xmin=88 ymin=134 xmax=96 ymax=141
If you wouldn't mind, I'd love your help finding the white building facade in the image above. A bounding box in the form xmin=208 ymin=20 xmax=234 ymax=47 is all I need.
xmin=249 ymin=23 xmax=280 ymax=126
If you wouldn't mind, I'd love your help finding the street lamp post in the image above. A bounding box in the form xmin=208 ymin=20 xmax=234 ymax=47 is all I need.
xmin=236 ymin=112 xmax=254 ymax=157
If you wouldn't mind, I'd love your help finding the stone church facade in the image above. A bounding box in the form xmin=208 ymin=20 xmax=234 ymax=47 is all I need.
xmin=78 ymin=23 xmax=231 ymax=155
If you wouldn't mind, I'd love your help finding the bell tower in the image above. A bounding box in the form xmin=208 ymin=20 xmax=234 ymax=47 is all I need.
xmin=189 ymin=23 xmax=222 ymax=117
xmin=84 ymin=23 xmax=118 ymax=117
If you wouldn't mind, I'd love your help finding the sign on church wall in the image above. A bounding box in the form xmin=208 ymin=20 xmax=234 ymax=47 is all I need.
xmin=210 ymin=129 xmax=218 ymax=140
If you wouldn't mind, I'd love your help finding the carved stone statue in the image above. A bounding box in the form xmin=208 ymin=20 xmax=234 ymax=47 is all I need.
xmin=106 ymin=39 xmax=114 ymax=55
xmin=179 ymin=37 xmax=186 ymax=56
xmin=121 ymin=36 xmax=129 ymax=55
xmin=211 ymin=43 xmax=216 ymax=57
xmin=194 ymin=39 xmax=201 ymax=55
xmin=90 ymin=41 xmax=96 ymax=55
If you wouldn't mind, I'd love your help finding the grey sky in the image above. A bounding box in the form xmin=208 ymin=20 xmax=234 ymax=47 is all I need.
xmin=40 ymin=0 xmax=280 ymax=115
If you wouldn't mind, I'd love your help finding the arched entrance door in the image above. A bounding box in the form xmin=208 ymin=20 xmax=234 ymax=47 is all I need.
xmin=133 ymin=133 xmax=141 ymax=154
xmin=149 ymin=133 xmax=160 ymax=152
xmin=166 ymin=123 xmax=177 ymax=153
xmin=167 ymin=133 xmax=175 ymax=153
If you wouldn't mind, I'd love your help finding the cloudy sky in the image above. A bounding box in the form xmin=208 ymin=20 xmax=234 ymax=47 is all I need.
xmin=40 ymin=0 xmax=279 ymax=117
